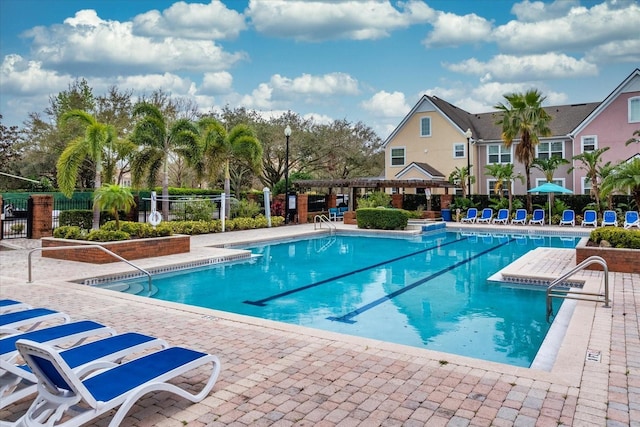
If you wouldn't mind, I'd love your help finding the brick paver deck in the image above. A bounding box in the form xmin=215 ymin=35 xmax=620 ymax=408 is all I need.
xmin=1 ymin=223 xmax=638 ymax=426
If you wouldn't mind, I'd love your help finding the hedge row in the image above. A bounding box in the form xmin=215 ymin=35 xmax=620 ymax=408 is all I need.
xmin=356 ymin=208 xmax=409 ymax=230
xmin=590 ymin=228 xmax=640 ymax=249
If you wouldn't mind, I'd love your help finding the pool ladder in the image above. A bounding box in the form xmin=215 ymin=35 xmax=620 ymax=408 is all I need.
xmin=314 ymin=214 xmax=336 ymax=234
xmin=546 ymin=255 xmax=610 ymax=323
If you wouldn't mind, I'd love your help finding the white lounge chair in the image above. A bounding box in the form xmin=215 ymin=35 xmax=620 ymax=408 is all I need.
xmin=0 ymin=308 xmax=71 ymax=334
xmin=601 ymin=210 xmax=618 ymax=227
xmin=581 ymin=210 xmax=597 ymax=227
xmin=529 ymin=209 xmax=545 ymax=226
xmin=460 ymin=208 xmax=478 ymax=223
xmin=492 ymin=209 xmax=509 ymax=225
xmin=559 ymin=210 xmax=575 ymax=227
xmin=14 ymin=339 xmax=221 ymax=427
xmin=0 ymin=299 xmax=32 ymax=315
xmin=476 ymin=208 xmax=494 ymax=224
xmin=2 ymin=331 xmax=166 ymax=410
xmin=511 ymin=209 xmax=527 ymax=225
xmin=623 ymin=211 xmax=640 ymax=229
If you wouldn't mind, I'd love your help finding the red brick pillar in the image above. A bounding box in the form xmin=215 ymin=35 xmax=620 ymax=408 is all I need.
xmin=391 ymin=194 xmax=403 ymax=209
xmin=30 ymin=194 xmax=54 ymax=239
xmin=297 ymin=194 xmax=308 ymax=224
xmin=440 ymin=194 xmax=453 ymax=209
xmin=327 ymin=194 xmax=337 ymax=209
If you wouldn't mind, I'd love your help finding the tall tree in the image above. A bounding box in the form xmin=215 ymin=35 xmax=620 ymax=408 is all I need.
xmin=570 ymin=147 xmax=610 ymax=213
xmin=56 ymin=110 xmax=116 ymax=229
xmin=0 ymin=114 xmax=24 ymax=190
xmin=448 ymin=166 xmax=474 ymax=199
xmin=494 ymin=89 xmax=552 ymax=211
xmin=484 ymin=163 xmax=524 ymax=212
xmin=601 ymin=157 xmax=640 ymax=210
xmin=130 ymin=102 xmax=200 ymax=219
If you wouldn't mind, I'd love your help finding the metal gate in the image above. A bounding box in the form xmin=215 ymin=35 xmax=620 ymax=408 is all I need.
xmin=1 ymin=198 xmax=30 ymax=239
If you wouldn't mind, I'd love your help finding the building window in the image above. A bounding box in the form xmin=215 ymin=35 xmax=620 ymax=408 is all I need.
xmin=453 ymin=143 xmax=465 ymax=158
xmin=537 ymin=141 xmax=564 ymax=159
xmin=582 ymin=177 xmax=592 ymax=195
xmin=581 ymin=135 xmax=597 ymax=152
xmin=536 ymin=178 xmax=565 ymax=187
xmin=630 ymin=97 xmax=640 ymax=123
xmin=390 ymin=147 xmax=405 ymax=166
xmin=420 ymin=117 xmax=431 ymax=137
xmin=487 ymin=144 xmax=511 ymax=164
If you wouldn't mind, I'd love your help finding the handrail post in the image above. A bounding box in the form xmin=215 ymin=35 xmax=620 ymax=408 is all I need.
xmin=28 ymin=245 xmax=153 ymax=292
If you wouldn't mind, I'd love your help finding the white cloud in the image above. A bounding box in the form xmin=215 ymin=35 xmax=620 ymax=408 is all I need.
xmin=111 ymin=73 xmax=195 ymax=94
xmin=270 ymin=72 xmax=359 ymax=96
xmin=239 ymin=83 xmax=274 ymax=110
xmin=201 ymin=72 xmax=234 ymax=94
xmin=510 ymin=0 xmax=580 ymax=22
xmin=423 ymin=12 xmax=493 ymax=47
xmin=472 ymin=82 xmax=567 ymax=109
xmin=0 ymin=54 xmax=70 ymax=95
xmin=132 ymin=1 xmax=246 ymax=40
xmin=361 ymin=91 xmax=410 ymax=117
xmin=445 ymin=53 xmax=598 ymax=82
xmin=247 ymin=0 xmax=435 ymax=41
xmin=586 ymin=38 xmax=640 ymax=63
xmin=493 ymin=1 xmax=640 ymax=53
xmin=23 ymin=9 xmax=247 ymax=75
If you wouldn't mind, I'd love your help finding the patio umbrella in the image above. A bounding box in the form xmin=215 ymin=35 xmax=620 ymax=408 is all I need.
xmin=527 ymin=182 xmax=573 ymax=225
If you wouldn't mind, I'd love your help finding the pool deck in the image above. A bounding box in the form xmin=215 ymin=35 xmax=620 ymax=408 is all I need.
xmin=1 ymin=223 xmax=639 ymax=426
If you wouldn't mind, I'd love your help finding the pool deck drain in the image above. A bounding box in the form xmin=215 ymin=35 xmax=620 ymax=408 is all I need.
xmin=1 ymin=222 xmax=638 ymax=426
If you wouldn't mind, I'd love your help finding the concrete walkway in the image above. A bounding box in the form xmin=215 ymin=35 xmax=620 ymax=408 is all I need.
xmin=1 ymin=223 xmax=638 ymax=426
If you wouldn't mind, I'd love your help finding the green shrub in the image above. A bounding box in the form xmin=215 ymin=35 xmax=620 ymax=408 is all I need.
xmin=357 ymin=191 xmax=392 ymax=208
xmin=102 ymin=221 xmax=172 ymax=238
xmin=59 ymin=210 xmax=93 ymax=230
xmin=231 ymin=199 xmax=261 ymax=218
xmin=356 ymin=208 xmax=409 ymax=230
xmin=590 ymin=228 xmax=640 ymax=249
xmin=86 ymin=230 xmax=130 ymax=242
xmin=172 ymin=198 xmax=216 ymax=221
xmin=53 ymin=225 xmax=85 ymax=240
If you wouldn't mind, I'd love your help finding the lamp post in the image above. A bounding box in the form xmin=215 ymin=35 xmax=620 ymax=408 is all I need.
xmin=465 ymin=128 xmax=473 ymax=197
xmin=284 ymin=125 xmax=291 ymax=224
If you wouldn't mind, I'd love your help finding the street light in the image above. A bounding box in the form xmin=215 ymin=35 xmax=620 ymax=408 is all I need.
xmin=465 ymin=128 xmax=473 ymax=197
xmin=284 ymin=125 xmax=291 ymax=224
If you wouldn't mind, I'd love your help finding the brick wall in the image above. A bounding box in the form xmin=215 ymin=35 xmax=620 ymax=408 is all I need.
xmin=576 ymin=244 xmax=639 ymax=274
xmin=30 ymin=194 xmax=54 ymax=239
xmin=41 ymin=235 xmax=190 ymax=264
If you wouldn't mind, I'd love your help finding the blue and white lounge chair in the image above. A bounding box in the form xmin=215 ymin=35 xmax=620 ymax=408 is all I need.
xmin=14 ymin=339 xmax=221 ymax=427
xmin=623 ymin=211 xmax=640 ymax=229
xmin=460 ymin=208 xmax=478 ymax=223
xmin=1 ymin=331 xmax=166 ymax=410
xmin=529 ymin=209 xmax=545 ymax=226
xmin=0 ymin=308 xmax=70 ymax=334
xmin=581 ymin=210 xmax=598 ymax=227
xmin=492 ymin=209 xmax=509 ymax=225
xmin=511 ymin=209 xmax=527 ymax=225
xmin=0 ymin=299 xmax=31 ymax=314
xmin=559 ymin=210 xmax=575 ymax=227
xmin=476 ymin=208 xmax=494 ymax=224
xmin=601 ymin=210 xmax=618 ymax=227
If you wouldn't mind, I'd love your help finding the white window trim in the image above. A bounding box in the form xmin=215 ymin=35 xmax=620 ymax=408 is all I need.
xmin=390 ymin=146 xmax=406 ymax=167
xmin=581 ymin=177 xmax=592 ymax=195
xmin=629 ymin=96 xmax=640 ymax=123
xmin=536 ymin=140 xmax=565 ymax=159
xmin=581 ymin=135 xmax=598 ymax=153
xmin=420 ymin=116 xmax=431 ymax=137
xmin=486 ymin=144 xmax=512 ymax=164
xmin=535 ymin=178 xmax=566 ymax=187
xmin=453 ymin=143 xmax=465 ymax=159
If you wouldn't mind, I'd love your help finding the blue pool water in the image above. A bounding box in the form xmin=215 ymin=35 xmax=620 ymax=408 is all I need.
xmin=118 ymin=231 xmax=578 ymax=367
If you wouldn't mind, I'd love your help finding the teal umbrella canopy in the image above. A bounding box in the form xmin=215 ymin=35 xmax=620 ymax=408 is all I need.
xmin=527 ymin=182 xmax=573 ymax=225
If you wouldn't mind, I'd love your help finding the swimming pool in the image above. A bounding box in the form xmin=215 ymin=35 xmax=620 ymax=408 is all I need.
xmin=113 ymin=231 xmax=579 ymax=367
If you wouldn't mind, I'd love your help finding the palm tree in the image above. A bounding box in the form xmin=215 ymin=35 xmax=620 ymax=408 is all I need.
xmin=196 ymin=118 xmax=263 ymax=215
xmin=93 ymin=184 xmax=135 ymax=231
xmin=626 ymin=129 xmax=639 ymax=146
xmin=57 ymin=110 xmax=116 ymax=230
xmin=531 ymin=156 xmax=569 ymax=183
xmin=130 ymin=102 xmax=200 ymax=220
xmin=570 ymin=147 xmax=610 ymax=212
xmin=494 ymin=90 xmax=552 ymax=211
xmin=448 ymin=166 xmax=475 ymax=199
xmin=602 ymin=158 xmax=640 ymax=210
xmin=485 ymin=163 xmax=524 ymax=212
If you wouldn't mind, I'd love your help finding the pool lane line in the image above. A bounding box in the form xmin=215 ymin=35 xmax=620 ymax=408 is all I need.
xmin=243 ymin=237 xmax=468 ymax=307
xmin=327 ymin=238 xmax=515 ymax=324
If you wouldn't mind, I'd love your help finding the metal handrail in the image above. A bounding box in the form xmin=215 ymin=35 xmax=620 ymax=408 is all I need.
xmin=314 ymin=214 xmax=336 ymax=233
xmin=28 ymin=245 xmax=153 ymax=292
xmin=546 ymin=255 xmax=609 ymax=322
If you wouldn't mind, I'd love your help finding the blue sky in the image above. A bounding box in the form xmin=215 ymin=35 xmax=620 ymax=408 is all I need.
xmin=1 ymin=0 xmax=639 ymax=138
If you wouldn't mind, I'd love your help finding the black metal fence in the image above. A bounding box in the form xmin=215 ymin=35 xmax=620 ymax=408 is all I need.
xmin=1 ymin=198 xmax=29 ymax=239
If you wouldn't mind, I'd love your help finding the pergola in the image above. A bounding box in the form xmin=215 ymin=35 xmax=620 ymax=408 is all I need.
xmin=293 ymin=178 xmax=456 ymax=210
